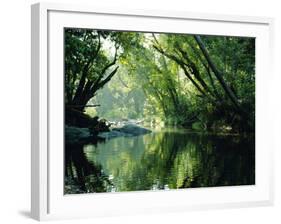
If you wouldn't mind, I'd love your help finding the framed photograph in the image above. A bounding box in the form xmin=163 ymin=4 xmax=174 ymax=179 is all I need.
xmin=31 ymin=2 xmax=274 ymax=221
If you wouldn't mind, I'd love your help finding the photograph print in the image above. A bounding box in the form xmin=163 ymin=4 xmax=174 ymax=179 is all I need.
xmin=64 ymin=28 xmax=255 ymax=194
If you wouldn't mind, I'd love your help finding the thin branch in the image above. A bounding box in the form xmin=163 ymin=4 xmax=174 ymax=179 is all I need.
xmin=153 ymin=44 xmax=207 ymax=97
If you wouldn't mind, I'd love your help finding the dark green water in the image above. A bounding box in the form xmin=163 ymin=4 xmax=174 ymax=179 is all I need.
xmin=64 ymin=128 xmax=255 ymax=194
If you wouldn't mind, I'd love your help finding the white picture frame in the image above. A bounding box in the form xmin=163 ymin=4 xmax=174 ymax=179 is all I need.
xmin=31 ymin=2 xmax=274 ymax=221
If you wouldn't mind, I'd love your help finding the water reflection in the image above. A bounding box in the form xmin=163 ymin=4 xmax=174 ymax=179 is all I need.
xmin=64 ymin=144 xmax=113 ymax=194
xmin=65 ymin=129 xmax=255 ymax=194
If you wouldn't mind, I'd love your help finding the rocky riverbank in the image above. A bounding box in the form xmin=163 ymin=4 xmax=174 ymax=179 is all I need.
xmin=65 ymin=123 xmax=152 ymax=145
xmin=98 ymin=124 xmax=151 ymax=139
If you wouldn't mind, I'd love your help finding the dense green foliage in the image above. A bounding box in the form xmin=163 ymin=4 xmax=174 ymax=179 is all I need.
xmin=65 ymin=28 xmax=255 ymax=132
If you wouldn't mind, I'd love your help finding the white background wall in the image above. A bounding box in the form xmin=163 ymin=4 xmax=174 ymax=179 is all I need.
xmin=0 ymin=0 xmax=280 ymax=223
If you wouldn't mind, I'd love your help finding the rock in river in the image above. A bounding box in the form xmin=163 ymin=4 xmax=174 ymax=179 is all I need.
xmin=98 ymin=124 xmax=152 ymax=140
xmin=66 ymin=124 xmax=152 ymax=143
xmin=113 ymin=124 xmax=151 ymax=135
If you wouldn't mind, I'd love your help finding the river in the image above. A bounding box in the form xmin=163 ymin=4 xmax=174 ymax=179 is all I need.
xmin=64 ymin=128 xmax=255 ymax=194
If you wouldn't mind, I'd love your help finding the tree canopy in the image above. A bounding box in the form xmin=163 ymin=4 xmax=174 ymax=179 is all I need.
xmin=65 ymin=28 xmax=255 ymax=132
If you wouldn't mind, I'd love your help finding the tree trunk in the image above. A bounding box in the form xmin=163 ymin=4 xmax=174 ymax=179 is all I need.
xmin=194 ymin=35 xmax=243 ymax=113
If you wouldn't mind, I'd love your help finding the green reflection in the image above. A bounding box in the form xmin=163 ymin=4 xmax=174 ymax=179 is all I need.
xmin=65 ymin=129 xmax=254 ymax=194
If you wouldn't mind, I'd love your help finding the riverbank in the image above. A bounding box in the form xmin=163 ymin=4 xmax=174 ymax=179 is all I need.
xmin=65 ymin=123 xmax=152 ymax=145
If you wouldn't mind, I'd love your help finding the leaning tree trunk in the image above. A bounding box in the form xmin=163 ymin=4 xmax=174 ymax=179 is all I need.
xmin=194 ymin=35 xmax=244 ymax=114
xmin=67 ymin=62 xmax=119 ymax=113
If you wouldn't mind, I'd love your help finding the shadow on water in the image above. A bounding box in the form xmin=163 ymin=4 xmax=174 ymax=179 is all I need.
xmin=65 ymin=129 xmax=255 ymax=194
xmin=65 ymin=143 xmax=113 ymax=194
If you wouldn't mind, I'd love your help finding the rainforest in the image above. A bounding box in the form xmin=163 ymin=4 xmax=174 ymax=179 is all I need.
xmin=64 ymin=28 xmax=255 ymax=194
